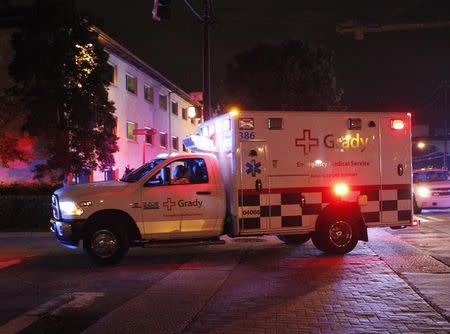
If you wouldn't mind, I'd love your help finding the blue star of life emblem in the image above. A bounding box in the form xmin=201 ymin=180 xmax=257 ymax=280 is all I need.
xmin=245 ymin=159 xmax=262 ymax=177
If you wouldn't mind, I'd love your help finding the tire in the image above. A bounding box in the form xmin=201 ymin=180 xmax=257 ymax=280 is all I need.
xmin=390 ymin=225 xmax=406 ymax=230
xmin=277 ymin=234 xmax=310 ymax=245
xmin=413 ymin=197 xmax=422 ymax=214
xmin=83 ymin=223 xmax=129 ymax=266
xmin=311 ymin=212 xmax=359 ymax=254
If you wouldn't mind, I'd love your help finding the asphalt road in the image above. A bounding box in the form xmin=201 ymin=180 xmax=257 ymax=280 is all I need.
xmin=0 ymin=211 xmax=449 ymax=334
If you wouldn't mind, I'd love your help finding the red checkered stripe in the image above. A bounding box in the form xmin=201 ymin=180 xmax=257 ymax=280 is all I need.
xmin=238 ymin=184 xmax=412 ymax=230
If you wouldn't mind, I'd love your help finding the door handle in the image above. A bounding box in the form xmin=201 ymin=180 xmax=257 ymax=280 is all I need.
xmin=196 ymin=191 xmax=211 ymax=195
xmin=255 ymin=179 xmax=262 ymax=192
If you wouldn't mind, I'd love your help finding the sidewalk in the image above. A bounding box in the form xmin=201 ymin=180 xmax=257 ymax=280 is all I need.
xmin=83 ymin=239 xmax=450 ymax=334
xmin=0 ymin=231 xmax=52 ymax=238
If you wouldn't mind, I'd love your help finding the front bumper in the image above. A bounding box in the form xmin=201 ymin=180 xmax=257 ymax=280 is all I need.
xmin=50 ymin=218 xmax=87 ymax=248
xmin=416 ymin=196 xmax=450 ymax=209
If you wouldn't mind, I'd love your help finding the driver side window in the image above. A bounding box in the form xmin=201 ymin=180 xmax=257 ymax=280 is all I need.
xmin=145 ymin=158 xmax=208 ymax=186
xmin=146 ymin=166 xmax=171 ymax=186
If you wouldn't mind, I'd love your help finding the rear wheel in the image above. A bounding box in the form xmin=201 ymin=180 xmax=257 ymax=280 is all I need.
xmin=311 ymin=212 xmax=359 ymax=254
xmin=83 ymin=223 xmax=129 ymax=265
xmin=413 ymin=196 xmax=422 ymax=214
xmin=277 ymin=234 xmax=310 ymax=245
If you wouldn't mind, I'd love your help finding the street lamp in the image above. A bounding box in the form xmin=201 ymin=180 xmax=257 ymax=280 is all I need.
xmin=187 ymin=106 xmax=197 ymax=119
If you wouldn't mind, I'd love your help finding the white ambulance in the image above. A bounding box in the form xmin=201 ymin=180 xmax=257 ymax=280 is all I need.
xmin=51 ymin=111 xmax=414 ymax=265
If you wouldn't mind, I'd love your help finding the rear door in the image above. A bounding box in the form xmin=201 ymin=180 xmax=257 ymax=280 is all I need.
xmin=239 ymin=141 xmax=269 ymax=232
xmin=378 ymin=116 xmax=413 ymax=226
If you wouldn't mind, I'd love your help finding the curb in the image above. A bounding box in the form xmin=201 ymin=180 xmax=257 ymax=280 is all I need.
xmin=0 ymin=231 xmax=53 ymax=238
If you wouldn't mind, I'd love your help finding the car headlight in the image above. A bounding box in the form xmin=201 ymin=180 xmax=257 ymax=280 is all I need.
xmin=59 ymin=201 xmax=84 ymax=216
xmin=416 ymin=186 xmax=431 ymax=198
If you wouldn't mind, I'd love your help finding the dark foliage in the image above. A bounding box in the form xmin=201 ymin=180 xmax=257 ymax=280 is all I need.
xmin=224 ymin=40 xmax=343 ymax=111
xmin=8 ymin=0 xmax=118 ymax=181
xmin=0 ymin=182 xmax=60 ymax=195
xmin=0 ymin=94 xmax=28 ymax=167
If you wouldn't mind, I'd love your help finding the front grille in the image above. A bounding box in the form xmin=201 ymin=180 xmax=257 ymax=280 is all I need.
xmin=431 ymin=187 xmax=450 ymax=197
xmin=51 ymin=194 xmax=60 ymax=220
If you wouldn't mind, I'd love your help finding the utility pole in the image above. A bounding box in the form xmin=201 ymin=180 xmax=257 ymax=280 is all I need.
xmin=444 ymin=85 xmax=448 ymax=168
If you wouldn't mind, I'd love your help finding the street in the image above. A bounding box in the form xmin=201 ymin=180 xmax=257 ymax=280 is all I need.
xmin=0 ymin=212 xmax=449 ymax=334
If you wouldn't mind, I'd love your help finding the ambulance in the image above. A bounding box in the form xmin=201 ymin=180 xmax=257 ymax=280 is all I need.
xmin=50 ymin=111 xmax=414 ymax=265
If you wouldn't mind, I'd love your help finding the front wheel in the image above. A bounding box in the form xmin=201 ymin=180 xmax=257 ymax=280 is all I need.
xmin=311 ymin=215 xmax=359 ymax=254
xmin=277 ymin=234 xmax=310 ymax=245
xmin=83 ymin=224 xmax=129 ymax=265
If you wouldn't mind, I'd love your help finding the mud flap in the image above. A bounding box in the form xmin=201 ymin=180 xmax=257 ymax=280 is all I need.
xmin=359 ymin=225 xmax=368 ymax=242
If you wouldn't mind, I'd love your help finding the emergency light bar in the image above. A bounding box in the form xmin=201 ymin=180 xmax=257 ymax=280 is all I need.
xmin=183 ymin=135 xmax=217 ymax=153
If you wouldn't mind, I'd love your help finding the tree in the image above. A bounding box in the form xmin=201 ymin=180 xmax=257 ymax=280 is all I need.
xmin=0 ymin=93 xmax=28 ymax=167
xmin=8 ymin=0 xmax=117 ymax=181
xmin=223 ymin=40 xmax=343 ymax=111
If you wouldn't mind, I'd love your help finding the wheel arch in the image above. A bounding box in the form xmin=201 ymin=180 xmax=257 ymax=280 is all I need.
xmin=316 ymin=201 xmax=368 ymax=242
xmin=85 ymin=209 xmax=142 ymax=241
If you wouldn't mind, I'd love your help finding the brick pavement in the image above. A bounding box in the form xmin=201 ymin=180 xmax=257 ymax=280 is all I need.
xmin=183 ymin=242 xmax=450 ymax=334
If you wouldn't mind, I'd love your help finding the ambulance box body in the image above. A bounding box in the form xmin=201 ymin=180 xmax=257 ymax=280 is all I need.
xmin=193 ymin=111 xmax=413 ymax=236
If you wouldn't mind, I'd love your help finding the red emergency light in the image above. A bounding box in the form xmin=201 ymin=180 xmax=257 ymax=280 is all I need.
xmin=333 ymin=183 xmax=349 ymax=197
xmin=390 ymin=119 xmax=405 ymax=130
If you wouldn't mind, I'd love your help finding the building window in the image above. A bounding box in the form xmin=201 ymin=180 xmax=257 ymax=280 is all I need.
xmin=144 ymin=85 xmax=153 ymax=103
xmin=182 ymin=108 xmax=187 ymax=120
xmin=159 ymin=94 xmax=167 ymax=110
xmin=145 ymin=127 xmax=153 ymax=144
xmin=127 ymin=121 xmax=137 ymax=140
xmin=113 ymin=116 xmax=118 ymax=136
xmin=126 ymin=74 xmax=137 ymax=94
xmin=172 ymin=136 xmax=179 ymax=151
xmin=160 ymin=132 xmax=167 ymax=148
xmin=104 ymin=169 xmax=118 ymax=181
xmin=77 ymin=168 xmax=93 ymax=184
xmin=107 ymin=63 xmax=118 ymax=86
xmin=172 ymin=101 xmax=178 ymax=116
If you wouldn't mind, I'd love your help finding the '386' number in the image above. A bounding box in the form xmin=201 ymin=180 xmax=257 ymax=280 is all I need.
xmin=239 ymin=131 xmax=256 ymax=140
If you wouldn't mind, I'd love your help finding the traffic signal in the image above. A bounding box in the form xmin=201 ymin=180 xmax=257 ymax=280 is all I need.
xmin=152 ymin=0 xmax=171 ymax=21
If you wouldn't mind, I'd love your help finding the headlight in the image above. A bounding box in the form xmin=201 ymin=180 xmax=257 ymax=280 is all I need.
xmin=59 ymin=201 xmax=84 ymax=216
xmin=416 ymin=186 xmax=431 ymax=198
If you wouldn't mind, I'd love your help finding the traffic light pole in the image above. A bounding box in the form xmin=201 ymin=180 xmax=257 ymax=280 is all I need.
xmin=155 ymin=0 xmax=213 ymax=120
xmin=181 ymin=0 xmax=212 ymax=120
xmin=202 ymin=0 xmax=211 ymax=121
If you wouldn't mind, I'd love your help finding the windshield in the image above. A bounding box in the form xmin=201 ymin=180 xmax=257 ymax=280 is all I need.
xmin=413 ymin=171 xmax=449 ymax=183
xmin=120 ymin=159 xmax=165 ymax=183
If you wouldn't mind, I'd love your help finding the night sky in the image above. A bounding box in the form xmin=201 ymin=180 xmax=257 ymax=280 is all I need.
xmin=77 ymin=0 xmax=450 ymax=123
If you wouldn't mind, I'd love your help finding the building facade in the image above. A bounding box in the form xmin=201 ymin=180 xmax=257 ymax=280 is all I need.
xmin=88 ymin=28 xmax=201 ymax=182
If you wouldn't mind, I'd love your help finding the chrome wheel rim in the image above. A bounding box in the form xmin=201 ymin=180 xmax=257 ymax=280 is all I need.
xmin=91 ymin=230 xmax=118 ymax=258
xmin=329 ymin=221 xmax=352 ymax=248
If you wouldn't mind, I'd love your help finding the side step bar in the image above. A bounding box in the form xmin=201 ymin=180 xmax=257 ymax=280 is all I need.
xmin=133 ymin=238 xmax=225 ymax=248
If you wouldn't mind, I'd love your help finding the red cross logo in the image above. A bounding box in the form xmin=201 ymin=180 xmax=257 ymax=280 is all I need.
xmin=295 ymin=129 xmax=319 ymax=155
xmin=163 ymin=198 xmax=177 ymax=211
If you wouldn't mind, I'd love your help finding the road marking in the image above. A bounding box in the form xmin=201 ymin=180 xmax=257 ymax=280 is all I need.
xmin=0 ymin=259 xmax=22 ymax=270
xmin=422 ymin=215 xmax=445 ymax=222
xmin=51 ymin=292 xmax=104 ymax=315
xmin=0 ymin=292 xmax=104 ymax=334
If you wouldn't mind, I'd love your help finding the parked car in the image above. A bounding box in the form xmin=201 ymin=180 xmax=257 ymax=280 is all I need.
xmin=413 ymin=168 xmax=450 ymax=214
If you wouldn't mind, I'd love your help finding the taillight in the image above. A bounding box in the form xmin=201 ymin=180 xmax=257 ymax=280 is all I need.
xmin=333 ymin=183 xmax=349 ymax=197
xmin=391 ymin=119 xmax=405 ymax=130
